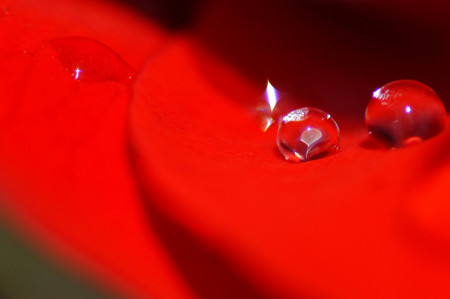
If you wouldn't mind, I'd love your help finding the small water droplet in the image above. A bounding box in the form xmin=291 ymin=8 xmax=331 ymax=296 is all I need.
xmin=366 ymin=80 xmax=446 ymax=148
xmin=49 ymin=37 xmax=135 ymax=83
xmin=277 ymin=108 xmax=340 ymax=162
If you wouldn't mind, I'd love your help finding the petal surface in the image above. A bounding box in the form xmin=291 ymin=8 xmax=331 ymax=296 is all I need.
xmin=130 ymin=34 xmax=450 ymax=298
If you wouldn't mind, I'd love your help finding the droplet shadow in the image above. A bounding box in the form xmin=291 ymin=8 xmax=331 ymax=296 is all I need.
xmin=359 ymin=137 xmax=386 ymax=151
xmin=273 ymin=146 xmax=339 ymax=162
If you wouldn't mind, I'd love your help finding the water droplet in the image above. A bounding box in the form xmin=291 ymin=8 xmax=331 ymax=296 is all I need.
xmin=366 ymin=80 xmax=446 ymax=148
xmin=277 ymin=108 xmax=340 ymax=162
xmin=49 ymin=37 xmax=136 ymax=83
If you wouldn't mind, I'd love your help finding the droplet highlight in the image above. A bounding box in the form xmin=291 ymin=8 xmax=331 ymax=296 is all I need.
xmin=256 ymin=80 xmax=304 ymax=132
xmin=256 ymin=80 xmax=279 ymax=131
xmin=366 ymin=80 xmax=446 ymax=148
xmin=277 ymin=108 xmax=340 ymax=162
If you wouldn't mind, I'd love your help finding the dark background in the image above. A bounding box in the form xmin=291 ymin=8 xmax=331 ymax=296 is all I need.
xmin=118 ymin=0 xmax=450 ymax=119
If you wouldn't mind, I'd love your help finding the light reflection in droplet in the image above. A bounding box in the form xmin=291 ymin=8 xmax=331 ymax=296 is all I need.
xmin=74 ymin=68 xmax=82 ymax=80
xmin=300 ymin=127 xmax=323 ymax=147
xmin=261 ymin=115 xmax=274 ymax=132
xmin=373 ymin=88 xmax=381 ymax=99
xmin=255 ymin=80 xmax=280 ymax=132
xmin=265 ymin=80 xmax=279 ymax=112
xmin=405 ymin=105 xmax=411 ymax=114
xmin=282 ymin=108 xmax=307 ymax=123
xmin=373 ymin=87 xmax=391 ymax=105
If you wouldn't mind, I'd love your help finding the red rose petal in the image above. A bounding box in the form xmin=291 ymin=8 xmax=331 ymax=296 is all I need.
xmin=3 ymin=0 xmax=450 ymax=298
xmin=130 ymin=36 xmax=450 ymax=297
xmin=0 ymin=3 xmax=195 ymax=299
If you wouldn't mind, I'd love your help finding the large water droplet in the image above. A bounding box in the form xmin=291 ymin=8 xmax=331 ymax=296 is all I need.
xmin=366 ymin=80 xmax=446 ymax=148
xmin=50 ymin=37 xmax=136 ymax=83
xmin=277 ymin=108 xmax=340 ymax=162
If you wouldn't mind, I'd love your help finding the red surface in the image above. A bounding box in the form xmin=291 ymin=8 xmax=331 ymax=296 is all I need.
xmin=1 ymin=0 xmax=450 ymax=298
xmin=130 ymin=37 xmax=450 ymax=298
xmin=0 ymin=1 xmax=193 ymax=298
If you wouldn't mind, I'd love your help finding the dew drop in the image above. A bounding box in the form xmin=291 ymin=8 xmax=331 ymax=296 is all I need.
xmin=366 ymin=80 xmax=446 ymax=148
xmin=49 ymin=37 xmax=136 ymax=83
xmin=277 ymin=108 xmax=340 ymax=162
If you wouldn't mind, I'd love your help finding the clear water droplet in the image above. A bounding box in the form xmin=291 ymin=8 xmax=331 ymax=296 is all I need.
xmin=49 ymin=37 xmax=136 ymax=83
xmin=277 ymin=108 xmax=340 ymax=162
xmin=366 ymin=80 xmax=446 ymax=148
